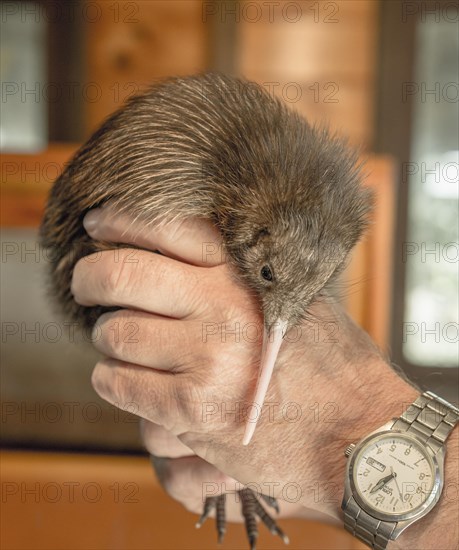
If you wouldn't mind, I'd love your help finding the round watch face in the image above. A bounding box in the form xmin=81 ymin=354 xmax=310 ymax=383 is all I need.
xmin=351 ymin=432 xmax=438 ymax=518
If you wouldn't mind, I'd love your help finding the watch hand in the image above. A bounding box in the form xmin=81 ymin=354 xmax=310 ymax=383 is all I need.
xmin=370 ymin=480 xmax=385 ymax=493
xmin=391 ymin=467 xmax=404 ymax=501
xmin=370 ymin=472 xmax=394 ymax=494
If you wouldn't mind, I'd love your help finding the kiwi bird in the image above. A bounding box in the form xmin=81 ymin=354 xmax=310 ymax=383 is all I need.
xmin=40 ymin=72 xmax=372 ymax=548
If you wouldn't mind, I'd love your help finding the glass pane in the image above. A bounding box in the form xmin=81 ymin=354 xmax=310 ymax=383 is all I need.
xmin=0 ymin=2 xmax=47 ymax=151
xmin=403 ymin=19 xmax=458 ymax=367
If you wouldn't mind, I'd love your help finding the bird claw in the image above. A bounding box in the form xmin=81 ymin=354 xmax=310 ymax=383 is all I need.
xmin=196 ymin=489 xmax=289 ymax=548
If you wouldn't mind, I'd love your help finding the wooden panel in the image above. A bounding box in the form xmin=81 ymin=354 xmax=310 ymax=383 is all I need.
xmin=0 ymin=144 xmax=77 ymax=227
xmin=238 ymin=5 xmax=376 ymax=79
xmin=364 ymin=157 xmax=396 ymax=350
xmin=344 ymin=156 xmax=396 ymax=351
xmin=236 ymin=0 xmax=379 ymax=148
xmin=84 ymin=0 xmax=210 ymax=136
xmin=0 ymin=144 xmax=79 ymax=227
xmin=1 ymin=451 xmax=364 ymax=550
xmin=286 ymin=79 xmax=374 ymax=145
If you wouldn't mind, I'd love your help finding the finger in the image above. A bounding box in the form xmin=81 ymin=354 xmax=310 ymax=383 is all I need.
xmin=140 ymin=419 xmax=193 ymax=458
xmin=92 ymin=310 xmax=199 ymax=372
xmin=92 ymin=356 xmax=209 ymax=435
xmin=83 ymin=205 xmax=224 ymax=267
xmin=91 ymin=357 xmax=183 ymax=432
xmin=151 ymin=456 xmax=239 ymax=515
xmin=71 ymin=248 xmax=209 ymax=319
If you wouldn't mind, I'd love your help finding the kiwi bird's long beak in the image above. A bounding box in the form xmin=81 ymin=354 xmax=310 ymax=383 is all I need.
xmin=242 ymin=319 xmax=288 ymax=445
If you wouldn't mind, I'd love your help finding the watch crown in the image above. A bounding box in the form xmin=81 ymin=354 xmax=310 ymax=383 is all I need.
xmin=344 ymin=443 xmax=356 ymax=457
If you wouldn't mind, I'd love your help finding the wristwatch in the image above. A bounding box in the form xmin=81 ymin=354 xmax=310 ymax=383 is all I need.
xmin=342 ymin=391 xmax=458 ymax=549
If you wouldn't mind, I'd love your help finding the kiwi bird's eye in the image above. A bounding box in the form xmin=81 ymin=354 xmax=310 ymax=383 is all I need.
xmin=260 ymin=265 xmax=273 ymax=282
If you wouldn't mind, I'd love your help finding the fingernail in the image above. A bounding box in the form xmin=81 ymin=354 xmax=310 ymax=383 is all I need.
xmin=83 ymin=209 xmax=101 ymax=235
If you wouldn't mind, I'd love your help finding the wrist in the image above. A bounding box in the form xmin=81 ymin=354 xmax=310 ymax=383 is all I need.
xmin=292 ymin=349 xmax=418 ymax=525
xmin=338 ymin=383 xmax=458 ymax=550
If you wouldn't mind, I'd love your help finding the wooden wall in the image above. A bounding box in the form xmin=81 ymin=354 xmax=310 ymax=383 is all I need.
xmin=84 ymin=0 xmax=210 ymax=135
xmin=1 ymin=451 xmax=365 ymax=550
xmin=80 ymin=0 xmax=380 ymax=149
xmin=235 ymin=0 xmax=379 ymax=148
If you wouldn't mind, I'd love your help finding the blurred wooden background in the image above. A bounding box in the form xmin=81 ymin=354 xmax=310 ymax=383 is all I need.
xmin=1 ymin=451 xmax=365 ymax=550
xmin=1 ymin=1 xmax=385 ymax=549
xmin=84 ymin=0 xmax=378 ymax=146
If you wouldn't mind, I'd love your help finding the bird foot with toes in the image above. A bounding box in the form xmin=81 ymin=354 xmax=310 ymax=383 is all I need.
xmin=195 ymin=488 xmax=289 ymax=549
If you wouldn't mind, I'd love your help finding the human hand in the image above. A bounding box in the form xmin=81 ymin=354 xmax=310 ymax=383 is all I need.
xmin=80 ymin=206 xmax=310 ymax=520
xmin=72 ymin=205 xmax=416 ymax=524
xmin=142 ymin=420 xmax=308 ymax=522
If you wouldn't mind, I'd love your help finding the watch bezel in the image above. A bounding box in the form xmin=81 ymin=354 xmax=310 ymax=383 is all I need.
xmin=347 ymin=429 xmax=442 ymax=523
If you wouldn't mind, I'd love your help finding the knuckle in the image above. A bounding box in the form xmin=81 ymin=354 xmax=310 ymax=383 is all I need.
xmin=93 ymin=313 xmax=125 ymax=358
xmin=109 ymin=363 xmax=132 ymax=406
xmin=173 ymin=379 xmax=205 ymax=428
xmin=91 ymin=315 xmax=103 ymax=345
xmin=102 ymin=252 xmax=134 ymax=300
xmin=70 ymin=258 xmax=86 ymax=303
xmin=107 ymin=325 xmax=127 ymax=358
xmin=90 ymin=363 xmax=105 ymax=396
xmin=91 ymin=359 xmax=137 ymax=411
xmin=90 ymin=360 xmax=123 ymax=403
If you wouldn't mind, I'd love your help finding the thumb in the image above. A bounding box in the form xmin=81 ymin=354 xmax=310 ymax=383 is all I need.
xmin=83 ymin=203 xmax=224 ymax=267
